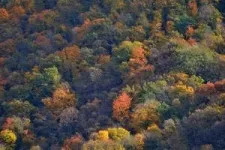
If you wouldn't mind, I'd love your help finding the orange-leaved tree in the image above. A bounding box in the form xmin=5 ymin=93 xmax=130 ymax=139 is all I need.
xmin=42 ymin=84 xmax=76 ymax=115
xmin=56 ymin=45 xmax=81 ymax=80
xmin=196 ymin=82 xmax=216 ymax=95
xmin=0 ymin=8 xmax=9 ymax=20
xmin=215 ymin=79 xmax=225 ymax=92
xmin=62 ymin=134 xmax=83 ymax=150
xmin=56 ymin=45 xmax=80 ymax=62
xmin=113 ymin=92 xmax=132 ymax=122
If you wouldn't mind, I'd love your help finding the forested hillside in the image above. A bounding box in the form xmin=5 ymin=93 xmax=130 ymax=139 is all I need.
xmin=0 ymin=0 xmax=225 ymax=149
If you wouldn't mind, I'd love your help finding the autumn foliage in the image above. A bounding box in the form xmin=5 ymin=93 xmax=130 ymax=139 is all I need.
xmin=215 ymin=79 xmax=225 ymax=92
xmin=185 ymin=26 xmax=195 ymax=38
xmin=113 ymin=92 xmax=132 ymax=122
xmin=0 ymin=8 xmax=9 ymax=20
xmin=196 ymin=82 xmax=216 ymax=95
xmin=73 ymin=18 xmax=108 ymax=42
xmin=188 ymin=0 xmax=198 ymax=16
xmin=62 ymin=134 xmax=83 ymax=150
xmin=56 ymin=45 xmax=80 ymax=62
xmin=97 ymin=55 xmax=111 ymax=65
xmin=42 ymin=85 xmax=76 ymax=114
xmin=97 ymin=130 xmax=109 ymax=141
xmin=0 ymin=0 xmax=225 ymax=149
xmin=0 ymin=129 xmax=17 ymax=144
xmin=9 ymin=6 xmax=25 ymax=18
xmin=130 ymin=101 xmax=160 ymax=132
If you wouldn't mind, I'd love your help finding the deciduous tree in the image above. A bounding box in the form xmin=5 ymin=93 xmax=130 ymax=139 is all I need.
xmin=113 ymin=92 xmax=131 ymax=122
xmin=42 ymin=84 xmax=76 ymax=114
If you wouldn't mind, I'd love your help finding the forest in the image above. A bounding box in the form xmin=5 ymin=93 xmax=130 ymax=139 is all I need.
xmin=0 ymin=0 xmax=225 ymax=149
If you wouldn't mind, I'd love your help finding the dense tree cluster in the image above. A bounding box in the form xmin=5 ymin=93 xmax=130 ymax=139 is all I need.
xmin=0 ymin=0 xmax=225 ymax=149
